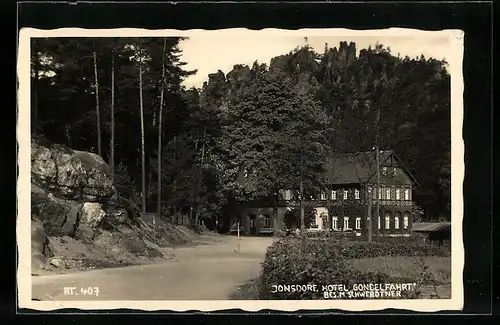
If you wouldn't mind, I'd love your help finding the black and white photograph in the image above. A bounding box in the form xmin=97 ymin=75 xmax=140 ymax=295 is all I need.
xmin=17 ymin=28 xmax=464 ymax=312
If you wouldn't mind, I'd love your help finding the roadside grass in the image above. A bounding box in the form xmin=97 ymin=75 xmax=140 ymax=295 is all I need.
xmin=348 ymin=256 xmax=451 ymax=285
xmin=230 ymin=277 xmax=261 ymax=300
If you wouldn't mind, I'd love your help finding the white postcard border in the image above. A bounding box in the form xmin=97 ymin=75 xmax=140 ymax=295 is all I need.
xmin=17 ymin=27 xmax=465 ymax=312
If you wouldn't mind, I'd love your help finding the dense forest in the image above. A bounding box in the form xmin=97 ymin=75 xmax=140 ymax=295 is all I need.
xmin=30 ymin=37 xmax=451 ymax=230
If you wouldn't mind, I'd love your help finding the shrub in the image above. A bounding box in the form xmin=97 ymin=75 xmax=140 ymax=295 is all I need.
xmin=259 ymin=235 xmax=450 ymax=300
xmin=336 ymin=240 xmax=450 ymax=259
xmin=114 ymin=163 xmax=140 ymax=204
xmin=298 ymin=231 xmax=450 ymax=257
xmin=260 ymin=236 xmax=352 ymax=299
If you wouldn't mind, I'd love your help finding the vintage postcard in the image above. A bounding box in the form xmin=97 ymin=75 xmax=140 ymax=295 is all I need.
xmin=17 ymin=27 xmax=464 ymax=312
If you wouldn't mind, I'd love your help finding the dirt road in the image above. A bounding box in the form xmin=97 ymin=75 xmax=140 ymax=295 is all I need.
xmin=31 ymin=235 xmax=274 ymax=301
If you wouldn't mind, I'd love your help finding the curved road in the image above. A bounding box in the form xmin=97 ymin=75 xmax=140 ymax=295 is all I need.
xmin=32 ymin=235 xmax=274 ymax=301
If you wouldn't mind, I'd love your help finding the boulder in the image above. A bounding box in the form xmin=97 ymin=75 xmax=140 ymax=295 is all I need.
xmin=48 ymin=257 xmax=65 ymax=268
xmin=80 ymin=202 xmax=107 ymax=229
xmin=75 ymin=151 xmax=113 ymax=201
xmin=101 ymin=207 xmax=130 ymax=230
xmin=31 ymin=140 xmax=113 ymax=202
xmin=31 ymin=217 xmax=53 ymax=271
xmin=32 ymin=184 xmax=83 ymax=237
xmin=31 ymin=142 xmax=57 ymax=189
xmin=75 ymin=223 xmax=95 ymax=242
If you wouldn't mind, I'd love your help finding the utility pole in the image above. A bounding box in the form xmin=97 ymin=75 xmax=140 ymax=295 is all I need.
xmin=237 ymin=220 xmax=240 ymax=253
xmin=374 ymin=106 xmax=381 ymax=242
xmin=156 ymin=37 xmax=167 ymax=225
xmin=375 ymin=145 xmax=381 ymax=241
xmin=367 ymin=187 xmax=373 ymax=242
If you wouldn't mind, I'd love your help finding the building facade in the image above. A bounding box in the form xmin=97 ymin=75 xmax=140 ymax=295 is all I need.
xmin=230 ymin=150 xmax=419 ymax=237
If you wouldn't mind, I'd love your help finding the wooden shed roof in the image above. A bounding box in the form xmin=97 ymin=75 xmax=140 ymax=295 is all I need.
xmin=412 ymin=222 xmax=451 ymax=232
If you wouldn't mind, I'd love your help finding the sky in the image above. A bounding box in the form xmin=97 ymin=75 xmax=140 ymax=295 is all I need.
xmin=179 ymin=34 xmax=450 ymax=89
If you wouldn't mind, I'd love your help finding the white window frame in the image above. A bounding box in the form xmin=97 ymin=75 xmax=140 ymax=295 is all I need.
xmin=332 ymin=217 xmax=339 ymax=230
xmin=396 ymin=189 xmax=400 ymax=200
xmin=385 ymin=188 xmax=391 ymax=200
xmin=378 ymin=188 xmax=382 ymax=200
xmin=405 ymin=189 xmax=410 ymax=200
xmin=284 ymin=190 xmax=291 ymax=200
xmin=343 ymin=217 xmax=350 ymax=230
xmin=403 ymin=216 xmax=409 ymax=229
xmin=264 ymin=215 xmax=271 ymax=228
xmin=320 ymin=192 xmax=326 ymax=200
xmin=378 ymin=216 xmax=381 ymax=229
xmin=355 ymin=217 xmax=361 ymax=230
xmin=343 ymin=190 xmax=348 ymax=200
xmin=385 ymin=215 xmax=390 ymax=229
xmin=395 ymin=216 xmax=400 ymax=229
xmin=331 ymin=190 xmax=337 ymax=200
xmin=354 ymin=189 xmax=360 ymax=199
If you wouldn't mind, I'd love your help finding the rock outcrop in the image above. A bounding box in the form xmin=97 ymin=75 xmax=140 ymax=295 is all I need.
xmin=31 ymin=140 xmax=113 ymax=202
xmin=30 ymin=139 xmax=207 ymax=275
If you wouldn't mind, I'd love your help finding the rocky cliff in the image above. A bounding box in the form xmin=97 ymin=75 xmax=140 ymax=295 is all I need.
xmin=31 ymin=139 xmax=206 ymax=275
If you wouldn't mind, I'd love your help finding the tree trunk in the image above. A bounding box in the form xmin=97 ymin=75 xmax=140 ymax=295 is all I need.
xmin=157 ymin=37 xmax=167 ymax=220
xmin=147 ymin=166 xmax=153 ymax=202
xmin=300 ymin=151 xmax=305 ymax=230
xmin=110 ymin=52 xmax=115 ymax=178
xmin=375 ymin=106 xmax=381 ymax=241
xmin=139 ymin=53 xmax=146 ymax=213
xmin=273 ymin=190 xmax=278 ymax=234
xmin=189 ymin=137 xmax=200 ymax=225
xmin=194 ymin=127 xmax=207 ymax=226
xmin=93 ymin=50 xmax=102 ymax=157
xmin=172 ymin=135 xmax=177 ymax=223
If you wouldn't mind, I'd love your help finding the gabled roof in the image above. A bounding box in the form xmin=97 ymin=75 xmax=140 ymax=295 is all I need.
xmin=326 ymin=150 xmax=419 ymax=186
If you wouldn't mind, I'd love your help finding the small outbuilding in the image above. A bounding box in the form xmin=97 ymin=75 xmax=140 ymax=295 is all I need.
xmin=412 ymin=222 xmax=451 ymax=246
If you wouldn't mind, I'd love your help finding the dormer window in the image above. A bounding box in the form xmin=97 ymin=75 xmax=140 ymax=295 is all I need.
xmin=331 ymin=190 xmax=337 ymax=200
xmin=354 ymin=189 xmax=360 ymax=199
xmin=320 ymin=192 xmax=326 ymax=200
